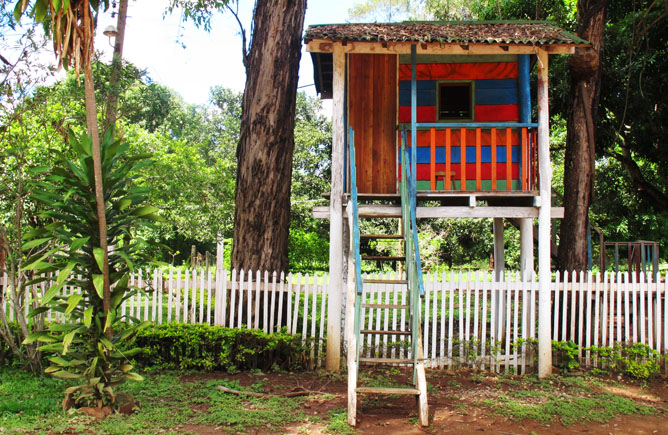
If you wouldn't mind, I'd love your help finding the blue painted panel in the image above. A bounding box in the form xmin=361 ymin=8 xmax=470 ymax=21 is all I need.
xmin=518 ymin=55 xmax=531 ymax=123
xmin=399 ymin=80 xmax=436 ymax=90
xmin=404 ymin=145 xmax=521 ymax=164
xmin=475 ymin=79 xmax=517 ymax=89
xmin=399 ymin=89 xmax=436 ymax=106
xmin=475 ymin=88 xmax=518 ymax=105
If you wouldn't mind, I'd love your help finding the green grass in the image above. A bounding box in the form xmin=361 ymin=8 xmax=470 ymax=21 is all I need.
xmin=326 ymin=408 xmax=356 ymax=434
xmin=0 ymin=368 xmax=308 ymax=434
xmin=480 ymin=374 xmax=659 ymax=427
xmin=491 ymin=393 xmax=656 ymax=426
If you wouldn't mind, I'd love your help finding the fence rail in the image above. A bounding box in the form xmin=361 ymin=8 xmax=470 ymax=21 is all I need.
xmin=2 ymin=269 xmax=666 ymax=372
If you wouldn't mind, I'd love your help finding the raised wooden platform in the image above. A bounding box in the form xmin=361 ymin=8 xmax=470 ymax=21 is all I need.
xmin=313 ymin=204 xmax=564 ymax=219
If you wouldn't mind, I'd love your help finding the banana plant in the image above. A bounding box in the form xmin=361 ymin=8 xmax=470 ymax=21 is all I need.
xmin=23 ymin=129 xmax=161 ymax=408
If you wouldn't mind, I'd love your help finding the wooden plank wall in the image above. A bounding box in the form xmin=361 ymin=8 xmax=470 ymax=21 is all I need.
xmin=348 ymin=54 xmax=397 ymax=194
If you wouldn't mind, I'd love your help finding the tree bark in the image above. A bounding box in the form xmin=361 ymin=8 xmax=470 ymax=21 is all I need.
xmin=231 ymin=0 xmax=307 ymax=272
xmin=84 ymin=63 xmax=111 ymax=322
xmin=103 ymin=0 xmax=129 ymax=133
xmin=558 ymin=0 xmax=607 ymax=272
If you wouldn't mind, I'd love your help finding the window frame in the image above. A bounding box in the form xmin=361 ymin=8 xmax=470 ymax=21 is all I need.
xmin=436 ymin=80 xmax=475 ymax=122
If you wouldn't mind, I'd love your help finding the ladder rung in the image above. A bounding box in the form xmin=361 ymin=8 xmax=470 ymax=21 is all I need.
xmin=361 ymin=256 xmax=405 ymax=261
xmin=360 ymin=234 xmax=404 ymax=240
xmin=362 ymin=303 xmax=410 ymax=309
xmin=359 ymin=357 xmax=413 ymax=364
xmin=363 ymin=279 xmax=408 ymax=284
xmin=356 ymin=387 xmax=420 ymax=395
xmin=360 ymin=329 xmax=412 ymax=335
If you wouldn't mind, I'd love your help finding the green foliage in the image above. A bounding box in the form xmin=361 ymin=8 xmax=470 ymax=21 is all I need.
xmin=552 ymin=340 xmax=580 ymax=373
xmin=133 ymin=323 xmax=308 ymax=372
xmin=589 ymin=343 xmax=662 ymax=380
xmin=23 ymin=130 xmax=156 ymax=407
xmin=289 ymin=229 xmax=329 ymax=272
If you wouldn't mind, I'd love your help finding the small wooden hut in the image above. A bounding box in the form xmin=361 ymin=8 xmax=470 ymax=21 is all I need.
xmin=305 ymin=21 xmax=588 ymax=380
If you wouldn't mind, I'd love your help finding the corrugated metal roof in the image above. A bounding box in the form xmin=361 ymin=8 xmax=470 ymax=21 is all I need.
xmin=305 ymin=21 xmax=589 ymax=46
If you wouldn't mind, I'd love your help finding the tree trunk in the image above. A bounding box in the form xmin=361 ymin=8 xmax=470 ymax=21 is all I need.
xmin=84 ymin=63 xmax=111 ymax=322
xmin=558 ymin=0 xmax=607 ymax=272
xmin=231 ymin=0 xmax=307 ymax=272
xmin=103 ymin=0 xmax=128 ymax=133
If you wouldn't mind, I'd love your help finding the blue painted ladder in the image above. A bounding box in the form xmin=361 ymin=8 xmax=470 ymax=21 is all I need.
xmin=346 ymin=126 xmax=429 ymax=427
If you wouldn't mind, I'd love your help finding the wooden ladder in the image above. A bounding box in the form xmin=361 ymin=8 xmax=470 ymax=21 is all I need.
xmin=345 ymin=127 xmax=429 ymax=427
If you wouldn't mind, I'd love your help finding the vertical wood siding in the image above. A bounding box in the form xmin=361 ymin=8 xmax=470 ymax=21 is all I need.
xmin=348 ymin=54 xmax=397 ymax=193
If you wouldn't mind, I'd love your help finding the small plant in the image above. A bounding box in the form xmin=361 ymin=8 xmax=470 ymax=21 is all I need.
xmin=589 ymin=343 xmax=662 ymax=380
xmin=326 ymin=408 xmax=356 ymax=434
xmin=23 ymin=130 xmax=158 ymax=408
xmin=552 ymin=340 xmax=580 ymax=373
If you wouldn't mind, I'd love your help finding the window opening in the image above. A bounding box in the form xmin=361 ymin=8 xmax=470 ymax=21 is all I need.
xmin=438 ymin=82 xmax=473 ymax=120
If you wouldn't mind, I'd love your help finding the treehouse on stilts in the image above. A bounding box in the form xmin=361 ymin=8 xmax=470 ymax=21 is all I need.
xmin=305 ymin=21 xmax=589 ymax=427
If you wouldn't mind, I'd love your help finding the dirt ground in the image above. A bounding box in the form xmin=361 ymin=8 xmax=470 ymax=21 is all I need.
xmin=179 ymin=368 xmax=668 ymax=434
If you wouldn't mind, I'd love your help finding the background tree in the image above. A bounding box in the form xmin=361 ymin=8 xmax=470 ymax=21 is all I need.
xmin=558 ymin=0 xmax=607 ymax=272
xmin=170 ymin=0 xmax=308 ymax=273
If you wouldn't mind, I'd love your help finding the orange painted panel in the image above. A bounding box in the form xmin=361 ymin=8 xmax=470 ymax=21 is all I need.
xmin=408 ymin=128 xmax=520 ymax=148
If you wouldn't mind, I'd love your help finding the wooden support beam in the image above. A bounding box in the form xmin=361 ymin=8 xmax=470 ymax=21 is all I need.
xmin=536 ymin=48 xmax=552 ymax=378
xmin=326 ymin=45 xmax=345 ymax=372
xmin=520 ymin=218 xmax=534 ymax=278
xmin=306 ymin=40 xmax=578 ymax=55
xmin=313 ymin=205 xmax=565 ymax=219
xmin=493 ymin=218 xmax=505 ymax=280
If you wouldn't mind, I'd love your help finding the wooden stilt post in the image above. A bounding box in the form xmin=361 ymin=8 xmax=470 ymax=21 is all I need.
xmin=520 ymin=219 xmax=534 ymax=279
xmin=493 ymin=218 xmax=505 ymax=280
xmin=536 ymin=48 xmax=552 ymax=378
xmin=494 ymin=218 xmax=506 ymax=340
xmin=327 ymin=45 xmax=345 ymax=372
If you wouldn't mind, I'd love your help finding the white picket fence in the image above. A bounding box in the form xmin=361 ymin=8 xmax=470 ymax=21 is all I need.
xmin=2 ymin=269 xmax=667 ymax=372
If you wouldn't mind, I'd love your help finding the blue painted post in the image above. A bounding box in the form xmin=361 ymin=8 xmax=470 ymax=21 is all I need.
xmin=518 ymin=54 xmax=531 ymax=189
xmin=411 ymin=45 xmax=417 ymax=189
xmin=519 ymin=55 xmax=531 ymax=123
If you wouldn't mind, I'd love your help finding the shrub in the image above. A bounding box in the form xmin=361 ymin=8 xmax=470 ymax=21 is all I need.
xmin=552 ymin=340 xmax=580 ymax=373
xmin=132 ymin=323 xmax=308 ymax=372
xmin=590 ymin=343 xmax=662 ymax=380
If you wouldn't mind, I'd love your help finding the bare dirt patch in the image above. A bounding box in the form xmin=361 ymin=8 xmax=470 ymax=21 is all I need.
xmin=182 ymin=368 xmax=668 ymax=434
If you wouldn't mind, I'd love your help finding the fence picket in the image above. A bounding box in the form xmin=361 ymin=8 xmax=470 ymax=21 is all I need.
xmin=287 ymin=273 xmax=293 ymax=334
xmin=6 ymin=267 xmax=668 ymax=373
xmin=318 ymin=275 xmax=326 ymax=368
xmin=277 ymin=272 xmax=285 ymax=330
xmin=260 ymin=271 xmax=268 ymax=333
xmin=269 ymin=271 xmax=277 ymax=333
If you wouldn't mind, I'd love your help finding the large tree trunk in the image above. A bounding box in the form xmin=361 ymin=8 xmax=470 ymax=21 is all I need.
xmin=231 ymin=0 xmax=307 ymax=272
xmin=558 ymin=0 xmax=607 ymax=272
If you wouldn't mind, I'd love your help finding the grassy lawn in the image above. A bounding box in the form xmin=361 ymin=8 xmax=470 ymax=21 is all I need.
xmin=0 ymin=366 xmax=666 ymax=434
xmin=0 ymin=369 xmax=313 ymax=434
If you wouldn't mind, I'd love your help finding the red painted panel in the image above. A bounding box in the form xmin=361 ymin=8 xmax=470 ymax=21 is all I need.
xmin=398 ymin=62 xmax=518 ymax=81
xmin=400 ymin=163 xmax=520 ymax=180
xmin=474 ymin=104 xmax=519 ymax=122
xmin=398 ymin=106 xmax=436 ymax=123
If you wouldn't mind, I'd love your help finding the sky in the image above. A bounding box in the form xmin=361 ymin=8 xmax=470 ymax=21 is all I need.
xmin=94 ymin=0 xmax=359 ymax=106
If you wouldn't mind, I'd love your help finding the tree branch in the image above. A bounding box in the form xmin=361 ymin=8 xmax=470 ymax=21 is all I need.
xmin=225 ymin=3 xmax=249 ymax=70
xmin=609 ymin=144 xmax=668 ymax=212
